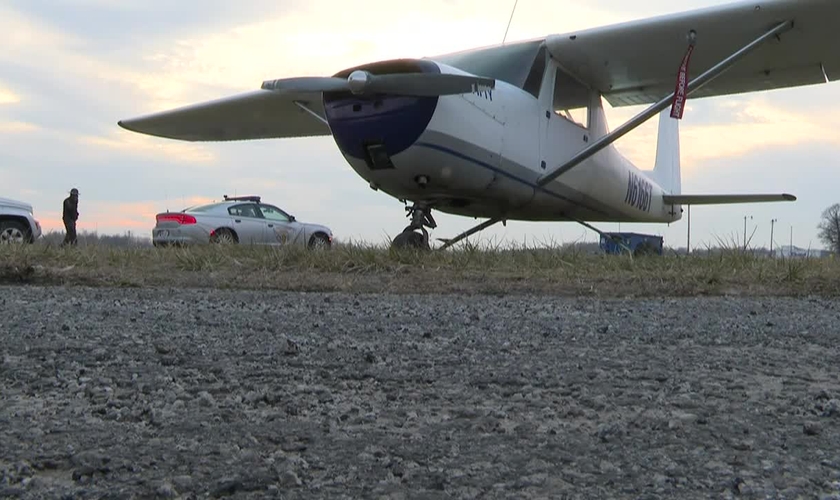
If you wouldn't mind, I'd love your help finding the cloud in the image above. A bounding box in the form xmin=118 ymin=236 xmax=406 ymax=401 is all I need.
xmin=680 ymin=99 xmax=840 ymax=167
xmin=602 ymin=94 xmax=840 ymax=177
xmin=35 ymin=196 xmax=217 ymax=234
xmin=0 ymin=5 xmax=83 ymax=53
xmin=0 ymin=87 xmax=20 ymax=105
xmin=0 ymin=121 xmax=38 ymax=133
xmin=78 ymin=132 xmax=217 ymax=164
xmin=103 ymin=0 xmax=626 ymax=112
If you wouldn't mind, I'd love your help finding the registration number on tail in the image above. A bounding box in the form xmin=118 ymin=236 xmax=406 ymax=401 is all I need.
xmin=624 ymin=171 xmax=652 ymax=212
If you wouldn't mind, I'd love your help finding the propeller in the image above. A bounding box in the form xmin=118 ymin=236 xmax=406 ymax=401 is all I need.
xmin=261 ymin=70 xmax=495 ymax=97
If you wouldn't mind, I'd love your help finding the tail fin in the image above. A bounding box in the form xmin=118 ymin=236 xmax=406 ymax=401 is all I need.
xmin=650 ymin=109 xmax=797 ymax=208
xmin=652 ymin=109 xmax=681 ymax=195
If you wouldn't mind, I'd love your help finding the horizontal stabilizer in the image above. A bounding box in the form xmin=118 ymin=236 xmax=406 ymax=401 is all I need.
xmin=663 ymin=194 xmax=797 ymax=205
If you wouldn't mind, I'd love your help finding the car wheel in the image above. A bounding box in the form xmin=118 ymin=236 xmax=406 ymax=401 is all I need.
xmin=0 ymin=220 xmax=30 ymax=245
xmin=210 ymin=228 xmax=237 ymax=244
xmin=308 ymin=232 xmax=331 ymax=250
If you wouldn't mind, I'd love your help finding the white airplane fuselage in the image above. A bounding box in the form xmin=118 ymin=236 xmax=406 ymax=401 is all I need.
xmin=322 ymin=59 xmax=682 ymax=224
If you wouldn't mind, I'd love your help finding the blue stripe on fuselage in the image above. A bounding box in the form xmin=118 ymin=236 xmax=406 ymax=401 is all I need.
xmin=413 ymin=141 xmax=611 ymax=217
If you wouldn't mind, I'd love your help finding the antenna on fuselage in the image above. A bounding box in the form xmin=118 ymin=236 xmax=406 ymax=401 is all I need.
xmin=502 ymin=0 xmax=519 ymax=45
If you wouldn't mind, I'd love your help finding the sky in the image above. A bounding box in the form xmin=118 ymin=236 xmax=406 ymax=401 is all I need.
xmin=2 ymin=0 xmax=839 ymax=250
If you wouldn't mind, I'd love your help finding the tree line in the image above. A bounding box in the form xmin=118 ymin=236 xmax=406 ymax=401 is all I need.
xmin=818 ymin=204 xmax=840 ymax=255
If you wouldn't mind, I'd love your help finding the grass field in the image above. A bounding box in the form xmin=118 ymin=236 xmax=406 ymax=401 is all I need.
xmin=1 ymin=239 xmax=838 ymax=296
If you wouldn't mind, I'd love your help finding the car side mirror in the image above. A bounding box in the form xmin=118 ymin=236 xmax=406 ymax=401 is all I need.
xmin=289 ymin=215 xmax=296 ymax=222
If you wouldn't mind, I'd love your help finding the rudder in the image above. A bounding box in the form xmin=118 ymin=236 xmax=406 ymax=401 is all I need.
xmin=652 ymin=109 xmax=681 ymax=195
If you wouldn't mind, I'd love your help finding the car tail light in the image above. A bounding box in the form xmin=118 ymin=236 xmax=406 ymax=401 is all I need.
xmin=156 ymin=213 xmax=197 ymax=225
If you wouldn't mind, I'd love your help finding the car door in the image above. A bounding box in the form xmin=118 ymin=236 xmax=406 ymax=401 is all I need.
xmin=227 ymin=203 xmax=266 ymax=244
xmin=258 ymin=204 xmax=303 ymax=246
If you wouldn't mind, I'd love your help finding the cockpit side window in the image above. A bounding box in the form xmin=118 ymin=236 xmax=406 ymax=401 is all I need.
xmin=522 ymin=45 xmax=547 ymax=99
xmin=553 ymin=67 xmax=591 ymax=129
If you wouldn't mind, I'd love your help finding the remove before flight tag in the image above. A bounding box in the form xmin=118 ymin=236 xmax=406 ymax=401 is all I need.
xmin=670 ymin=36 xmax=697 ymax=120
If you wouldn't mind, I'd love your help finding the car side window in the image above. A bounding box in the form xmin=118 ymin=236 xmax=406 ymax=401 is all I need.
xmin=228 ymin=204 xmax=261 ymax=218
xmin=259 ymin=205 xmax=290 ymax=222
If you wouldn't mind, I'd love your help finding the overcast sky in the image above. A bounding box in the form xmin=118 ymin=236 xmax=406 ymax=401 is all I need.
xmin=2 ymin=0 xmax=838 ymax=250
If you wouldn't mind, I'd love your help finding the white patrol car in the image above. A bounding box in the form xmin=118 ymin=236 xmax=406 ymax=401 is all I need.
xmin=152 ymin=195 xmax=333 ymax=248
xmin=0 ymin=197 xmax=42 ymax=244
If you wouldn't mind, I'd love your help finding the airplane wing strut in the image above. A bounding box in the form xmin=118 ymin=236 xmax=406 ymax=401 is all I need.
xmin=293 ymin=101 xmax=329 ymax=125
xmin=536 ymin=19 xmax=792 ymax=188
xmin=437 ymin=217 xmax=503 ymax=250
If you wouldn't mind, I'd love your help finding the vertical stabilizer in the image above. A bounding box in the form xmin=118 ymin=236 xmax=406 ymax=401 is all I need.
xmin=652 ymin=109 xmax=681 ymax=195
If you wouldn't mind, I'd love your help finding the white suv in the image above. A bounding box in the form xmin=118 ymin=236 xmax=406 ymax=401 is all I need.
xmin=0 ymin=197 xmax=42 ymax=244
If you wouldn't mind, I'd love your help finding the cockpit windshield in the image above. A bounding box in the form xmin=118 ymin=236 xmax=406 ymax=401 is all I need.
xmin=434 ymin=39 xmax=545 ymax=91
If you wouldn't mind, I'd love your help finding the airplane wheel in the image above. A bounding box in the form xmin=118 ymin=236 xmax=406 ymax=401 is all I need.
xmin=391 ymin=230 xmax=429 ymax=250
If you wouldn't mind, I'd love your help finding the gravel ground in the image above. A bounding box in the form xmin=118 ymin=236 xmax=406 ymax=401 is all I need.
xmin=2 ymin=286 xmax=840 ymax=499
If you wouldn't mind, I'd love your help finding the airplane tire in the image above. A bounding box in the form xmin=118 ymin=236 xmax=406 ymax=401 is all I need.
xmin=391 ymin=230 xmax=428 ymax=250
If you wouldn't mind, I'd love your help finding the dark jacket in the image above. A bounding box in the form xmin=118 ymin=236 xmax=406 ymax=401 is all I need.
xmin=63 ymin=196 xmax=79 ymax=221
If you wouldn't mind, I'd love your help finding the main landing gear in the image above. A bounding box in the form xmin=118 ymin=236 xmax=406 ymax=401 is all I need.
xmin=391 ymin=203 xmax=437 ymax=250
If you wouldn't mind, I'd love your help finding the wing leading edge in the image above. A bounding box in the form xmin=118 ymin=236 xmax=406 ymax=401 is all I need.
xmin=117 ymin=90 xmax=330 ymax=142
xmin=545 ymin=0 xmax=840 ymax=107
xmin=663 ymin=194 xmax=796 ymax=205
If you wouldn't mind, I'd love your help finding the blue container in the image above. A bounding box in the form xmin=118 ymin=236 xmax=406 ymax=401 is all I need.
xmin=599 ymin=232 xmax=663 ymax=256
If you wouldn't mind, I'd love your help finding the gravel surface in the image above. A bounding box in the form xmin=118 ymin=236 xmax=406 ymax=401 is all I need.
xmin=2 ymin=285 xmax=840 ymax=499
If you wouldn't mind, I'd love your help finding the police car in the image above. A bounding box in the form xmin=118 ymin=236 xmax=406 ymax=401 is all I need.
xmin=0 ymin=197 xmax=42 ymax=244
xmin=152 ymin=195 xmax=332 ymax=248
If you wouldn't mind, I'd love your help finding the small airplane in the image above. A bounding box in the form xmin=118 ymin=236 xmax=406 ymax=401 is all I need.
xmin=118 ymin=0 xmax=838 ymax=250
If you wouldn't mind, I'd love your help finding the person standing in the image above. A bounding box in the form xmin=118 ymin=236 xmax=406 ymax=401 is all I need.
xmin=61 ymin=188 xmax=79 ymax=246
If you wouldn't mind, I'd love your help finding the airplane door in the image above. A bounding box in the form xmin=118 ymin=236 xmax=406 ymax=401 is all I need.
xmin=541 ymin=115 xmax=574 ymax=169
xmin=540 ymin=67 xmax=592 ymax=177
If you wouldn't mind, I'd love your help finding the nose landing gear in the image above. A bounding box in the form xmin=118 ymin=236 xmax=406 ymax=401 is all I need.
xmin=391 ymin=203 xmax=437 ymax=250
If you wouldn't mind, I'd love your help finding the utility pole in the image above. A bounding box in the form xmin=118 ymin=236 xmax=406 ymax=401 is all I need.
xmin=790 ymin=225 xmax=793 ymax=256
xmin=770 ymin=218 xmax=777 ymax=257
xmin=686 ymin=205 xmax=691 ymax=255
xmin=743 ymin=215 xmax=753 ymax=251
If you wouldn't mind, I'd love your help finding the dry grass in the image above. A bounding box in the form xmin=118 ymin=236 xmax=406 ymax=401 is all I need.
xmin=1 ymin=239 xmax=838 ymax=297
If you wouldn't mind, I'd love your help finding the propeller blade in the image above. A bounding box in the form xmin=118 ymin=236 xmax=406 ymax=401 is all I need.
xmin=367 ymin=73 xmax=495 ymax=96
xmin=261 ymin=72 xmax=495 ymax=97
xmin=260 ymin=76 xmax=349 ymax=93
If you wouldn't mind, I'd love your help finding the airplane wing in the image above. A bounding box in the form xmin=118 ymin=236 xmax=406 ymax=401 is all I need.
xmin=663 ymin=194 xmax=796 ymax=205
xmin=545 ymin=0 xmax=840 ymax=107
xmin=117 ymin=90 xmax=331 ymax=142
